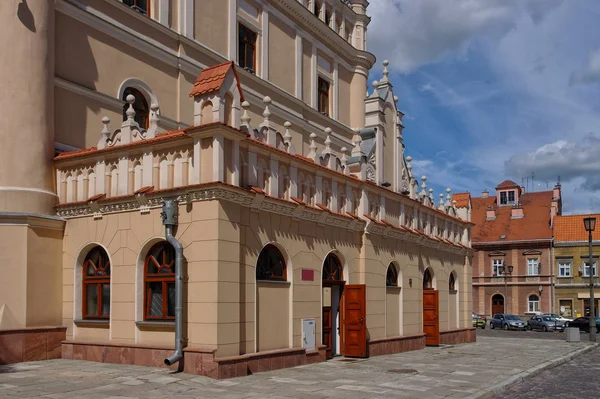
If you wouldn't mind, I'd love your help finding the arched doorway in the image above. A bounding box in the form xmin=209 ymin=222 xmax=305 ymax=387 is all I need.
xmin=491 ymin=294 xmax=504 ymax=315
xmin=322 ymin=253 xmax=344 ymax=359
xmin=423 ymin=268 xmax=439 ymax=346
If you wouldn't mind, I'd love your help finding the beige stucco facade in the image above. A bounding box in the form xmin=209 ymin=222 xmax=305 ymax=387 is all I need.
xmin=1 ymin=0 xmax=474 ymax=372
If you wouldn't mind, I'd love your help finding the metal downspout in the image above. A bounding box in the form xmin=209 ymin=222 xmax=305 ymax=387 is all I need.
xmin=161 ymin=200 xmax=185 ymax=366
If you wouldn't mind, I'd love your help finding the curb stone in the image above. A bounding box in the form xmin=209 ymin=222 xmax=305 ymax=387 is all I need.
xmin=465 ymin=342 xmax=599 ymax=399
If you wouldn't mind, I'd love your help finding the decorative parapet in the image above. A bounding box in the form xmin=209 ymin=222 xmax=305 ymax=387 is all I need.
xmin=54 ymin=61 xmax=472 ymax=250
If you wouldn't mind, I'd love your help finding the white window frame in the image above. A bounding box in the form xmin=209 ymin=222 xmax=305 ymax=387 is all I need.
xmin=558 ymin=261 xmax=572 ymax=278
xmin=492 ymin=259 xmax=503 ymax=276
xmin=528 ymin=295 xmax=540 ymax=313
xmin=583 ymin=261 xmax=598 ymax=277
xmin=527 ymin=258 xmax=539 ymax=276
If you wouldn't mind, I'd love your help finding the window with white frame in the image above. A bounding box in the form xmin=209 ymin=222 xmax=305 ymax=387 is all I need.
xmin=528 ymin=294 xmax=540 ymax=313
xmin=558 ymin=261 xmax=572 ymax=277
xmin=492 ymin=259 xmax=503 ymax=276
xmin=583 ymin=261 xmax=598 ymax=277
xmin=527 ymin=258 xmax=539 ymax=275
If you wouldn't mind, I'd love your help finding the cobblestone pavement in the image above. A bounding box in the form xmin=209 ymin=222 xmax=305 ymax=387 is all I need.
xmin=0 ymin=337 xmax=594 ymax=399
xmin=488 ymin=346 xmax=600 ymax=399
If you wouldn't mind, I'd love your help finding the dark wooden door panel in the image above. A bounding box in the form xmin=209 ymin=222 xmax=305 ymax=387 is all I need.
xmin=322 ymin=307 xmax=332 ymax=359
xmin=423 ymin=290 xmax=439 ymax=346
xmin=343 ymin=284 xmax=366 ymax=357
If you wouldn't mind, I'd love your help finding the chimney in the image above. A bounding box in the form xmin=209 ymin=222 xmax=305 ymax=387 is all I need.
xmin=521 ymin=185 xmax=526 ymax=193
xmin=481 ymin=189 xmax=489 ymax=198
xmin=511 ymin=204 xmax=524 ymax=219
xmin=486 ymin=206 xmax=495 ymax=220
xmin=553 ymin=183 xmax=561 ymax=201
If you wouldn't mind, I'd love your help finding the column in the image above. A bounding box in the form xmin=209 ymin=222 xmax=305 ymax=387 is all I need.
xmin=213 ymin=135 xmax=225 ymax=182
xmin=0 ymin=0 xmax=55 ymax=213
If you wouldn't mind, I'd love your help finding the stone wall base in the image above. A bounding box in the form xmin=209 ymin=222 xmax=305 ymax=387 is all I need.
xmin=439 ymin=328 xmax=477 ymax=345
xmin=0 ymin=327 xmax=66 ymax=365
xmin=367 ymin=333 xmax=426 ymax=357
xmin=61 ymin=341 xmax=327 ymax=379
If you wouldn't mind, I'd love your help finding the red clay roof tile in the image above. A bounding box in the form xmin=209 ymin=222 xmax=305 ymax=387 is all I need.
xmin=495 ymin=180 xmax=520 ymax=189
xmin=471 ymin=190 xmax=554 ymax=243
xmin=452 ymin=192 xmax=470 ymax=208
xmin=554 ymin=214 xmax=600 ymax=242
xmin=189 ymin=61 xmax=245 ymax=102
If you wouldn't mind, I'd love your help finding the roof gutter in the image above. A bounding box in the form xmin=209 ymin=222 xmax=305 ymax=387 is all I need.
xmin=474 ymin=238 xmax=553 ymax=246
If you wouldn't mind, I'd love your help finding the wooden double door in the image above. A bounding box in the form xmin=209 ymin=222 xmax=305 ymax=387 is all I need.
xmin=322 ymin=284 xmax=366 ymax=359
xmin=491 ymin=294 xmax=504 ymax=315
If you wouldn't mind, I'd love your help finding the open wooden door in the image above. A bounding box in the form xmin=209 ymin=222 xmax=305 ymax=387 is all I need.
xmin=343 ymin=284 xmax=367 ymax=357
xmin=423 ymin=290 xmax=439 ymax=346
xmin=322 ymin=307 xmax=333 ymax=359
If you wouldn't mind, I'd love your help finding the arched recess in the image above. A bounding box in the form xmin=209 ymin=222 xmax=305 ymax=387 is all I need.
xmin=118 ymin=79 xmax=158 ymax=128
xmin=73 ymin=243 xmax=113 ymax=339
xmin=448 ymin=270 xmax=459 ymax=329
xmin=491 ymin=293 xmax=505 ymax=315
xmin=201 ymin=101 xmax=214 ymax=124
xmin=321 ymin=250 xmax=347 ymax=358
xmin=255 ymin=242 xmax=292 ymax=352
xmin=385 ymin=262 xmax=403 ymax=337
xmin=423 ymin=267 xmax=436 ymax=290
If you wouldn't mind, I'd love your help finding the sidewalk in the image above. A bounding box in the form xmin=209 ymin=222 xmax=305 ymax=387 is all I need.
xmin=0 ymin=337 xmax=595 ymax=399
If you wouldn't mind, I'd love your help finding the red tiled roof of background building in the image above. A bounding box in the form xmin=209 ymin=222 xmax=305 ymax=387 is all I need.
xmin=495 ymin=180 xmax=520 ymax=189
xmin=471 ymin=190 xmax=554 ymax=243
xmin=452 ymin=192 xmax=470 ymax=208
xmin=554 ymin=214 xmax=600 ymax=242
xmin=189 ymin=61 xmax=245 ymax=101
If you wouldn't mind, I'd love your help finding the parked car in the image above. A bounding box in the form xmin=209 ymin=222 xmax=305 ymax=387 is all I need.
xmin=565 ymin=317 xmax=600 ymax=333
xmin=472 ymin=313 xmax=486 ymax=329
xmin=527 ymin=315 xmax=565 ymax=332
xmin=490 ymin=314 xmax=527 ymax=330
xmin=543 ymin=313 xmax=572 ymax=322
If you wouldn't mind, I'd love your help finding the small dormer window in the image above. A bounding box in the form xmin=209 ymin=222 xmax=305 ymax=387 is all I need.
xmin=500 ymin=190 xmax=516 ymax=205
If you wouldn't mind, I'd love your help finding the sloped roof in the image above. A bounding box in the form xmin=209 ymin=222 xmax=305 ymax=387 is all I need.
xmin=189 ymin=61 xmax=245 ymax=101
xmin=452 ymin=192 xmax=470 ymax=208
xmin=471 ymin=190 xmax=554 ymax=243
xmin=495 ymin=180 xmax=520 ymax=189
xmin=554 ymin=214 xmax=600 ymax=242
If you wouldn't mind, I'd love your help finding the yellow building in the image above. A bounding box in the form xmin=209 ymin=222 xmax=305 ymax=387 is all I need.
xmin=0 ymin=0 xmax=474 ymax=377
xmin=553 ymin=214 xmax=600 ymax=319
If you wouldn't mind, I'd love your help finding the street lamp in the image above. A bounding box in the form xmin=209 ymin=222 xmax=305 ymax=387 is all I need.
xmin=584 ymin=216 xmax=596 ymax=342
xmin=499 ymin=263 xmax=514 ymax=313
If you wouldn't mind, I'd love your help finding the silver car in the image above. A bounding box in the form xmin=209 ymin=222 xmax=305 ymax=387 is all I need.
xmin=527 ymin=315 xmax=565 ymax=332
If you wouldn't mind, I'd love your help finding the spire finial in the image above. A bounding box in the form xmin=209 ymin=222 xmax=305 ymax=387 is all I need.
xmin=308 ymin=132 xmax=318 ymax=160
xmin=241 ymin=101 xmax=251 ymax=127
xmin=323 ymin=127 xmax=332 ymax=155
xmin=420 ymin=175 xmax=427 ymax=197
xmin=341 ymin=147 xmax=349 ymax=174
xmin=283 ymin=121 xmax=292 ymax=152
xmin=439 ymin=193 xmax=445 ymax=206
xmin=351 ymin=128 xmax=363 ymax=157
xmin=262 ymin=96 xmax=272 ymax=124
xmin=381 ymin=60 xmax=390 ymax=83
xmin=98 ymin=116 xmax=111 ymax=149
xmin=147 ymin=103 xmax=159 ymax=138
xmin=429 ymin=188 xmax=434 ymax=201
xmin=126 ymin=94 xmax=136 ymax=121
xmin=371 ymin=80 xmax=379 ymax=97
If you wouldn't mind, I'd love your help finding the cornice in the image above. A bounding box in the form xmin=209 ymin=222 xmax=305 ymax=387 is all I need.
xmin=0 ymin=212 xmax=66 ymax=230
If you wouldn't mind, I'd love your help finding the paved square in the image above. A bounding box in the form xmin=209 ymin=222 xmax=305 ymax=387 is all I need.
xmin=0 ymin=337 xmax=594 ymax=399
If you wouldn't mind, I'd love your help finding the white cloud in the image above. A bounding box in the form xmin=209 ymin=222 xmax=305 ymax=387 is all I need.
xmin=570 ymin=49 xmax=600 ymax=85
xmin=367 ymin=0 xmax=562 ymax=73
xmin=505 ymin=135 xmax=600 ymax=191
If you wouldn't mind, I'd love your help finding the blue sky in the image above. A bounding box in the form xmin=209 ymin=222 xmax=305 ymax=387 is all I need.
xmin=367 ymin=0 xmax=600 ymax=214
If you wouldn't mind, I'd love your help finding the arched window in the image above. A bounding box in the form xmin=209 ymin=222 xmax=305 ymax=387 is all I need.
xmin=82 ymin=246 xmax=111 ymax=319
xmin=323 ymin=253 xmax=343 ymax=281
xmin=528 ymin=294 xmax=540 ymax=313
xmin=386 ymin=263 xmax=399 ymax=287
xmin=256 ymin=244 xmax=286 ymax=281
xmin=423 ymin=268 xmax=433 ymax=290
xmin=449 ymin=273 xmax=456 ymax=291
xmin=144 ymin=242 xmax=176 ymax=320
xmin=122 ymin=87 xmax=149 ymax=128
